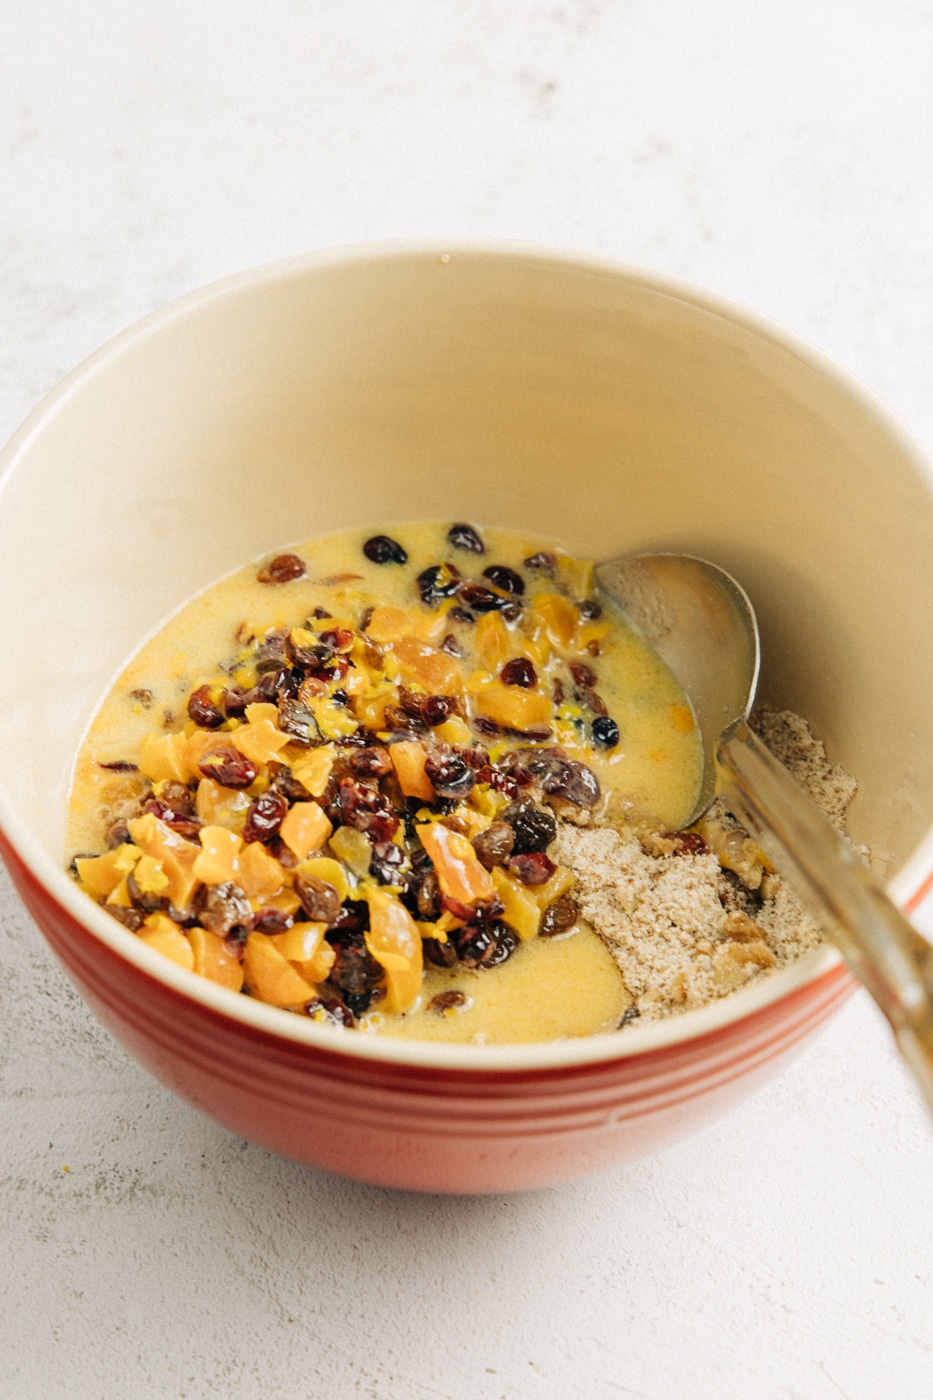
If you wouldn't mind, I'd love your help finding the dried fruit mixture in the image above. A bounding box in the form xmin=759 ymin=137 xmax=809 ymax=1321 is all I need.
xmin=66 ymin=522 xmax=850 ymax=1042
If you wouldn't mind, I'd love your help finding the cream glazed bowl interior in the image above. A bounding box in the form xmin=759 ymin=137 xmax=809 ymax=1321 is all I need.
xmin=2 ymin=243 xmax=933 ymax=1195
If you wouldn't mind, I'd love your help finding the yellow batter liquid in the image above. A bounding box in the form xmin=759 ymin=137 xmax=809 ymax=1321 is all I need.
xmin=68 ymin=522 xmax=703 ymax=1043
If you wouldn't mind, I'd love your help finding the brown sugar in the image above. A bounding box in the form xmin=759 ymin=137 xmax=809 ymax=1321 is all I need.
xmin=553 ymin=708 xmax=857 ymax=1021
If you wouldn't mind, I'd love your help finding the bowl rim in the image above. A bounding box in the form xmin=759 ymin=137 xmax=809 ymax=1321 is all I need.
xmin=1 ymin=236 xmax=931 ymax=1073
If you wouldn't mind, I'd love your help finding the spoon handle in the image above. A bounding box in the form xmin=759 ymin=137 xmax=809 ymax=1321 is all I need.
xmin=718 ymin=721 xmax=933 ymax=1116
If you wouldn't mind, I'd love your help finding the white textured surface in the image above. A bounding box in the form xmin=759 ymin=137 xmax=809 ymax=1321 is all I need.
xmin=2 ymin=4 xmax=933 ymax=1397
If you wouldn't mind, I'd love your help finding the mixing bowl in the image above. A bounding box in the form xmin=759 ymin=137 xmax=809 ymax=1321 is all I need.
xmin=2 ymin=244 xmax=932 ymax=1193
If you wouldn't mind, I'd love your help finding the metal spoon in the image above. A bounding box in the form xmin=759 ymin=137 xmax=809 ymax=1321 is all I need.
xmin=596 ymin=552 xmax=933 ymax=1114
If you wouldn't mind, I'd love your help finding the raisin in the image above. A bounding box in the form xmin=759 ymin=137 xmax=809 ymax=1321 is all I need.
xmin=311 ymin=606 xmax=333 ymax=620
xmin=105 ymin=820 xmax=131 ymax=849
xmin=384 ymin=706 xmax=425 ymax=735
xmin=369 ymin=841 xmax=406 ymax=884
xmin=421 ymin=694 xmax=462 ymax=726
xmin=126 ymin=867 xmax=169 ymax=915
xmin=257 ymin=553 xmax=306 ymax=584
xmin=428 ymin=990 xmax=467 ymax=1013
xmin=524 ymin=551 xmax=556 ymax=574
xmin=569 ymin=661 xmax=597 ymax=688
xmin=243 ymin=790 xmax=288 ymax=844
xmin=348 ymin=745 xmax=393 ymax=779
xmin=440 ymin=633 xmax=463 ymax=656
xmin=363 ymin=535 xmax=408 ymax=565
xmin=294 ymin=874 xmax=342 ymax=924
xmin=337 ymin=778 xmax=399 ymax=840
xmin=268 ymin=761 xmax=312 ymax=803
xmin=447 ymin=523 xmax=485 ymax=554
xmin=416 ymin=563 xmax=461 ymax=605
xmin=415 ymin=869 xmax=442 ymax=921
xmin=446 ymin=607 xmax=475 ymax=625
xmin=423 ymin=937 xmax=458 ymax=968
xmin=129 ymin=688 xmax=153 ymax=707
xmin=482 ymin=564 xmax=524 ymax=596
xmin=424 ymin=752 xmax=475 ymax=800
xmin=453 ymin=921 xmax=518 ymax=969
xmin=576 ymin=686 xmax=608 ymax=717
xmin=109 ymin=904 xmax=145 ymax=932
xmin=285 ymin=631 xmax=328 ymax=669
xmin=222 ymin=687 xmax=249 ymax=719
xmin=199 ymin=881 xmax=252 ymax=936
xmin=251 ymin=907 xmax=294 ymax=935
xmin=541 ymin=758 xmax=601 ymax=808
xmin=198 ymin=745 xmax=259 ymax=789
xmin=255 ymin=633 xmax=289 ymax=672
xmin=97 ymin=759 xmax=139 ymax=773
xmin=344 ymin=990 xmax=375 ymax=1017
xmin=620 ymin=1005 xmax=641 ymax=1027
xmin=471 ymin=821 xmax=514 ymax=869
xmin=579 ymin=599 xmax=602 ymax=619
xmin=330 ymin=936 xmax=382 ymax=995
xmin=187 ymin=685 xmax=225 ymax=729
xmin=552 ymin=678 xmax=565 ymax=705
xmin=457 ymin=582 xmax=510 ymax=613
xmin=276 ymin=698 xmax=318 ymax=747
xmin=305 ymin=997 xmax=356 ymax=1027
xmin=507 ymin=852 xmax=556 ymax=886
xmin=539 ymin=895 xmax=579 ymax=937
xmin=318 ymin=627 xmax=354 ymax=652
xmin=473 ymin=716 xmax=502 ymax=737
xmin=327 ymin=899 xmax=370 ymax=939
xmin=503 ymin=802 xmax=556 ymax=854
xmin=500 ymin=657 xmax=536 ymax=688
xmin=592 ymin=716 xmax=620 ymax=749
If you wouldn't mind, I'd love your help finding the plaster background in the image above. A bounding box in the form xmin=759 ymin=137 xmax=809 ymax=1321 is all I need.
xmin=2 ymin=4 xmax=932 ymax=1397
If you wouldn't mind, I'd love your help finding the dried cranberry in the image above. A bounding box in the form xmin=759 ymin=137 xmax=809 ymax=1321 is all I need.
xmin=363 ymin=535 xmax=408 ymax=565
xmin=257 ymin=553 xmax=306 ymax=584
xmin=471 ymin=821 xmax=514 ymax=869
xmin=502 ymin=802 xmax=556 ymax=854
xmin=348 ymin=745 xmax=393 ymax=779
xmin=539 ymin=895 xmax=579 ymax=937
xmin=423 ymin=937 xmax=458 ymax=968
xmin=569 ymin=661 xmax=597 ymax=688
xmin=276 ymin=698 xmax=318 ymax=747
xmin=199 ymin=881 xmax=252 ymax=936
xmin=198 ymin=746 xmax=259 ymax=789
xmin=457 ymin=583 xmax=510 ymax=613
xmin=676 ymin=832 xmax=710 ymax=856
xmin=482 ymin=564 xmax=524 ymax=596
xmin=453 ymin=921 xmax=518 ymax=968
xmin=294 ymin=874 xmax=342 ymax=923
xmin=370 ymin=841 xmax=406 ymax=884
xmin=591 ymin=716 xmax=620 ymax=749
xmin=524 ymin=551 xmax=556 ymax=574
xmin=251 ymin=907 xmax=294 ymax=935
xmin=243 ymin=790 xmax=288 ymax=844
xmin=424 ymin=753 xmax=475 ymax=800
xmin=447 ymin=523 xmax=485 ymax=554
xmin=415 ymin=869 xmax=442 ymax=920
xmin=507 ymin=851 xmax=556 ymax=886
xmin=428 ymin=990 xmax=467 ymax=1013
xmin=141 ymin=797 xmax=202 ymax=841
xmin=500 ymin=658 xmax=536 ymax=688
xmin=417 ymin=563 xmax=461 ymax=605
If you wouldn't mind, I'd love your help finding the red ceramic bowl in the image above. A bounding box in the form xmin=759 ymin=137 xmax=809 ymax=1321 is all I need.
xmin=2 ymin=245 xmax=933 ymax=1193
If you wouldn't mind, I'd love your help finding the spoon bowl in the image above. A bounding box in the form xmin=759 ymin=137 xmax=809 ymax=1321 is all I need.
xmin=598 ymin=550 xmax=933 ymax=1116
